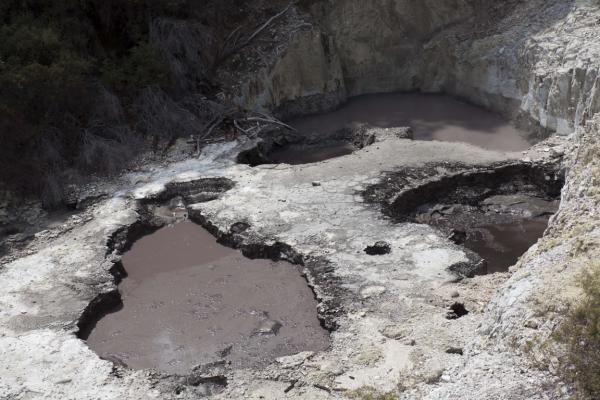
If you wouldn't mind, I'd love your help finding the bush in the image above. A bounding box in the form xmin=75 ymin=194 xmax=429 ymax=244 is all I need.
xmin=0 ymin=1 xmax=176 ymax=203
xmin=101 ymin=42 xmax=171 ymax=95
xmin=556 ymin=263 xmax=600 ymax=397
xmin=347 ymin=386 xmax=399 ymax=400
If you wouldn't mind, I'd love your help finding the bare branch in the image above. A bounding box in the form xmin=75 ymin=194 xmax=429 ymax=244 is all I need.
xmin=233 ymin=119 xmax=250 ymax=135
xmin=194 ymin=107 xmax=242 ymax=156
xmin=216 ymin=2 xmax=293 ymax=67
xmin=246 ymin=114 xmax=297 ymax=131
xmin=239 ymin=3 xmax=293 ymax=50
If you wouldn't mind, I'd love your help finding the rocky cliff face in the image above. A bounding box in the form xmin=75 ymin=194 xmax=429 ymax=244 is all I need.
xmin=228 ymin=0 xmax=600 ymax=136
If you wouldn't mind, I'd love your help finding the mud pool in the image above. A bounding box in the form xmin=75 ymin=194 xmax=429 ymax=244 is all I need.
xmin=464 ymin=218 xmax=550 ymax=274
xmin=289 ymin=93 xmax=532 ymax=152
xmin=268 ymin=142 xmax=355 ymax=165
xmin=86 ymin=221 xmax=329 ymax=375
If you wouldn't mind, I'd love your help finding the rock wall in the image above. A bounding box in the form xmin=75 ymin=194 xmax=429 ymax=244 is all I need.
xmin=231 ymin=0 xmax=600 ymax=136
xmin=444 ymin=1 xmax=600 ymax=134
xmin=220 ymin=18 xmax=346 ymax=118
xmin=313 ymin=0 xmax=476 ymax=95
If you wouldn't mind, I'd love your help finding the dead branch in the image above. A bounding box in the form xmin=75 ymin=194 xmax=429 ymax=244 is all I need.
xmin=233 ymin=119 xmax=251 ymax=135
xmin=224 ymin=25 xmax=243 ymax=45
xmin=239 ymin=3 xmax=292 ymax=49
xmin=246 ymin=113 xmax=297 ymax=131
xmin=216 ymin=2 xmax=293 ymax=67
xmin=195 ymin=109 xmax=235 ymax=156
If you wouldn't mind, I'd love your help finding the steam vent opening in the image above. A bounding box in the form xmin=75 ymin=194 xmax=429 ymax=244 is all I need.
xmin=85 ymin=221 xmax=329 ymax=375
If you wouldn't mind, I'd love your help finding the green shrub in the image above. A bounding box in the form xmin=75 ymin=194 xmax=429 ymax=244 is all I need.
xmin=346 ymin=386 xmax=399 ymax=400
xmin=556 ymin=263 xmax=600 ymax=397
xmin=101 ymin=42 xmax=171 ymax=94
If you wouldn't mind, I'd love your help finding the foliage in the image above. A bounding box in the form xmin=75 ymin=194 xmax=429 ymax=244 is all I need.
xmin=101 ymin=42 xmax=171 ymax=95
xmin=0 ymin=0 xmax=268 ymax=205
xmin=555 ymin=262 xmax=600 ymax=397
xmin=0 ymin=0 xmax=182 ymax=203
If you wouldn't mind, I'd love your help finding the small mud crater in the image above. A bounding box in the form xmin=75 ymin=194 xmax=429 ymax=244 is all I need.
xmin=364 ymin=161 xmax=564 ymax=275
xmin=237 ymin=133 xmax=356 ymax=166
xmin=462 ymin=219 xmax=551 ymax=274
xmin=85 ymin=221 xmax=329 ymax=375
xmin=268 ymin=142 xmax=355 ymax=165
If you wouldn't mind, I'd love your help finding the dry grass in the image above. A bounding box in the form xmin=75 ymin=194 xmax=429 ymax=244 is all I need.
xmin=554 ymin=262 xmax=600 ymax=398
xmin=346 ymin=386 xmax=399 ymax=400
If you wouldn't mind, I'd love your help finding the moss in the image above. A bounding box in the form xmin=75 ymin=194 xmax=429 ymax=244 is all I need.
xmin=346 ymin=386 xmax=399 ymax=400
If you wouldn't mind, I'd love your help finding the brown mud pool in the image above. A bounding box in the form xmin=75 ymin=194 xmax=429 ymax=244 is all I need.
xmin=464 ymin=218 xmax=550 ymax=274
xmin=86 ymin=221 xmax=329 ymax=374
xmin=268 ymin=142 xmax=355 ymax=165
xmin=289 ymin=93 xmax=532 ymax=152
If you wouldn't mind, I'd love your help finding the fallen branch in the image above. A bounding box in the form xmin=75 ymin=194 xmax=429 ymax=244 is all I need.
xmin=195 ymin=109 xmax=235 ymax=156
xmin=239 ymin=3 xmax=292 ymax=50
xmin=246 ymin=116 xmax=297 ymax=131
xmin=233 ymin=119 xmax=250 ymax=135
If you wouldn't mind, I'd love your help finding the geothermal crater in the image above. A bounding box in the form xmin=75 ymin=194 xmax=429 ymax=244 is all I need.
xmin=85 ymin=95 xmax=558 ymax=375
xmin=3 ymin=1 xmax=598 ymax=399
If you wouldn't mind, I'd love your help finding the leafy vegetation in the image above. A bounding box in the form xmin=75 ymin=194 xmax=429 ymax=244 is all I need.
xmin=0 ymin=0 xmax=289 ymax=206
xmin=555 ymin=262 xmax=600 ymax=397
xmin=101 ymin=42 xmax=171 ymax=95
xmin=0 ymin=0 xmax=186 ymax=204
xmin=346 ymin=386 xmax=399 ymax=400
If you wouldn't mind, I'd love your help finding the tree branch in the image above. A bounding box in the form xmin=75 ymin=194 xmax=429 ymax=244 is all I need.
xmin=216 ymin=2 xmax=293 ymax=67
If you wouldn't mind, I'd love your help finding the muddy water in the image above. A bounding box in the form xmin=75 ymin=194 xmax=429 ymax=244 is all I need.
xmin=268 ymin=142 xmax=355 ymax=165
xmin=464 ymin=218 xmax=550 ymax=274
xmin=86 ymin=221 xmax=328 ymax=374
xmin=289 ymin=93 xmax=531 ymax=152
